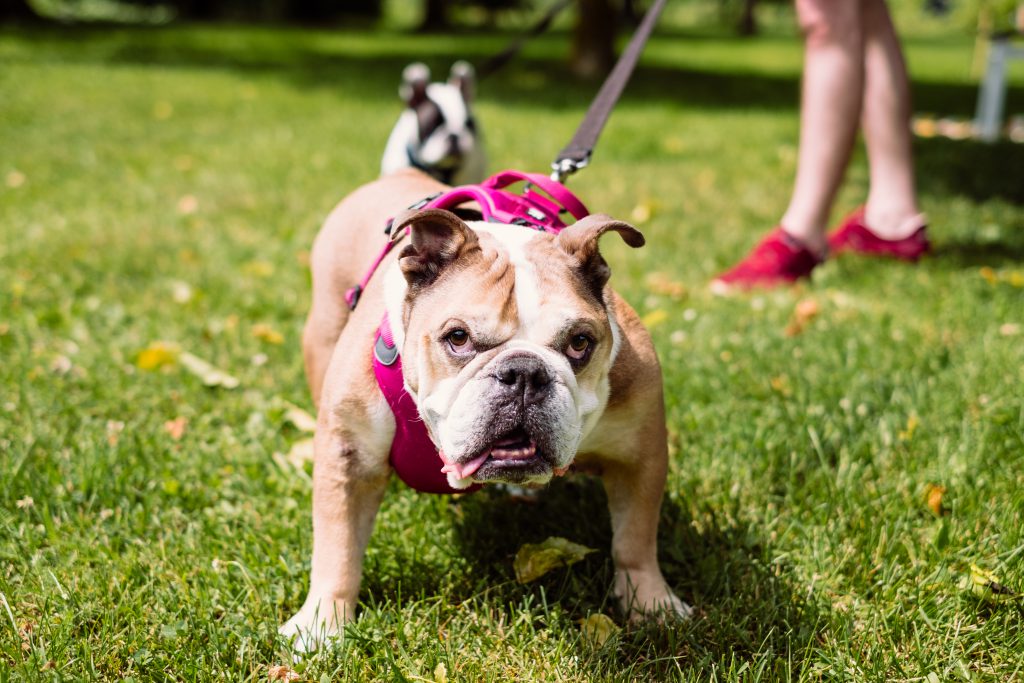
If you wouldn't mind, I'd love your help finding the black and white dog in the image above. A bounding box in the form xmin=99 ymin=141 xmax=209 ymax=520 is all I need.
xmin=380 ymin=62 xmax=486 ymax=186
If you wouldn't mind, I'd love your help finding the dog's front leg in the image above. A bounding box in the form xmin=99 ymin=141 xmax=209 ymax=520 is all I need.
xmin=598 ymin=418 xmax=692 ymax=621
xmin=280 ymin=428 xmax=389 ymax=651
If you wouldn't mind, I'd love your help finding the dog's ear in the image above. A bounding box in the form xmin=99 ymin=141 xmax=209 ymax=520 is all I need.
xmin=400 ymin=62 xmax=431 ymax=107
xmin=391 ymin=208 xmax=480 ymax=289
xmin=448 ymin=61 xmax=475 ymax=103
xmin=556 ymin=214 xmax=645 ymax=298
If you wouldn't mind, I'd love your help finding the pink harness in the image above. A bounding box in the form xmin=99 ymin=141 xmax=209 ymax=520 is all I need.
xmin=345 ymin=170 xmax=590 ymax=494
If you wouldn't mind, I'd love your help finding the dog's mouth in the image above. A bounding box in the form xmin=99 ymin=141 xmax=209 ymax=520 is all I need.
xmin=441 ymin=427 xmax=552 ymax=481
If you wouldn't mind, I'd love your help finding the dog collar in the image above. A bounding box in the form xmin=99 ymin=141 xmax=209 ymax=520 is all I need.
xmin=351 ymin=170 xmax=590 ymax=494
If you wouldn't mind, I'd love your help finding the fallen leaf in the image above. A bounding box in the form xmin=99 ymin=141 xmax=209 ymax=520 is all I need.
xmin=1000 ymin=323 xmax=1021 ymax=336
xmin=286 ymin=437 xmax=315 ymax=469
xmin=1009 ymin=271 xmax=1024 ymax=288
xmin=898 ymin=415 xmax=919 ymax=442
xmin=630 ymin=202 xmax=653 ymax=224
xmin=433 ymin=662 xmax=448 ymax=683
xmin=163 ymin=416 xmax=188 ymax=441
xmin=50 ymin=354 xmax=72 ymax=375
xmin=176 ymin=195 xmax=198 ymax=215
xmin=106 ymin=420 xmax=125 ymax=446
xmin=641 ymin=309 xmax=668 ymax=328
xmin=242 ymin=260 xmax=274 ymax=278
xmin=252 ymin=323 xmax=284 ymax=345
xmin=268 ymin=664 xmax=301 ymax=682
xmin=925 ymin=483 xmax=946 ymax=517
xmin=580 ymin=613 xmax=620 ymax=647
xmin=179 ymin=352 xmax=239 ymax=389
xmin=645 ymin=272 xmax=687 ymax=300
xmin=961 ymin=564 xmax=1020 ymax=604
xmin=284 ymin=404 xmax=317 ymax=433
xmin=912 ymin=116 xmax=937 ymax=138
xmin=6 ymin=170 xmax=26 ymax=188
xmin=514 ymin=537 xmax=595 ymax=583
xmin=769 ymin=375 xmax=791 ymax=396
xmin=785 ymin=298 xmax=820 ymax=337
xmin=170 ymin=280 xmax=194 ymax=304
xmin=16 ymin=496 xmax=33 ymax=509
xmin=136 ymin=341 xmax=181 ymax=370
xmin=979 ymin=267 xmax=998 ymax=284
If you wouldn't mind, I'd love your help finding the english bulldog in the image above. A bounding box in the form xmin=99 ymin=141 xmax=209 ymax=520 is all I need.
xmin=281 ymin=168 xmax=689 ymax=648
xmin=380 ymin=62 xmax=486 ymax=186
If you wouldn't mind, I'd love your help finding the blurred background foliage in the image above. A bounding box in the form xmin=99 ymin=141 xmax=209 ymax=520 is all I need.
xmin=2 ymin=0 xmax=1022 ymax=34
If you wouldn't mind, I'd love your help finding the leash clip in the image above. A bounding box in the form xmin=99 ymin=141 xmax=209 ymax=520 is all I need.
xmin=550 ymin=154 xmax=590 ymax=183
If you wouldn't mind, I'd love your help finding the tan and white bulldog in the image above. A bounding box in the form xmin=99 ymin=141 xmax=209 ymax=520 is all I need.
xmin=281 ymin=168 xmax=690 ymax=648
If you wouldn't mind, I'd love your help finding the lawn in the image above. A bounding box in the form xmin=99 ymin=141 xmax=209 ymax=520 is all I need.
xmin=1 ymin=17 xmax=1023 ymax=682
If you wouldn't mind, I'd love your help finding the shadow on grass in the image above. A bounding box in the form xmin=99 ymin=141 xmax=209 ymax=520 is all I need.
xmin=915 ymin=137 xmax=1024 ymax=205
xmin=5 ymin=25 xmax=1020 ymax=119
xmin=366 ymin=476 xmax=828 ymax=677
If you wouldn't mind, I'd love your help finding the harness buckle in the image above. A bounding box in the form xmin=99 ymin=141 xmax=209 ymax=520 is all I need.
xmin=345 ymin=284 xmax=363 ymax=310
xmin=550 ymin=154 xmax=590 ymax=183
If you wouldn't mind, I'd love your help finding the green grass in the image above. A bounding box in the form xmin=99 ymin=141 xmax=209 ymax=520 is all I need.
xmin=2 ymin=20 xmax=1024 ymax=682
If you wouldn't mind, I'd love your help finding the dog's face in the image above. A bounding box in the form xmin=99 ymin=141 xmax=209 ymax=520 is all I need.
xmin=384 ymin=210 xmax=644 ymax=489
xmin=398 ymin=62 xmax=480 ymax=179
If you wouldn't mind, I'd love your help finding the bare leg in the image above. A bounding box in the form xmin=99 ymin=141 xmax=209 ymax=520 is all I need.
xmin=780 ymin=0 xmax=866 ymax=254
xmin=860 ymin=0 xmax=923 ymax=238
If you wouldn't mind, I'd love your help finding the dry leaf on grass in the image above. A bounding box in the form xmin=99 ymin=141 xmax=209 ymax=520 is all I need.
xmin=284 ymin=404 xmax=317 ymax=433
xmin=514 ymin=537 xmax=595 ymax=583
xmin=179 ymin=352 xmax=239 ymax=389
xmin=252 ymin=323 xmax=284 ymax=345
xmin=136 ymin=342 xmax=181 ymax=371
xmin=580 ymin=613 xmax=620 ymax=647
xmin=645 ymin=272 xmax=687 ymax=300
xmin=163 ymin=416 xmax=188 ymax=441
xmin=433 ymin=662 xmax=448 ymax=683
xmin=961 ymin=564 xmax=1020 ymax=605
xmin=641 ymin=309 xmax=668 ymax=328
xmin=268 ymin=664 xmax=301 ymax=681
xmin=925 ymin=483 xmax=946 ymax=517
xmin=785 ymin=297 xmax=820 ymax=337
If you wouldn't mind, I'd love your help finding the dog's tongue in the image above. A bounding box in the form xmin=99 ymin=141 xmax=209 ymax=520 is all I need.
xmin=439 ymin=439 xmax=538 ymax=479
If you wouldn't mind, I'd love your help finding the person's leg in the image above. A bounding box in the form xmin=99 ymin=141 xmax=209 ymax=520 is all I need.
xmin=858 ymin=0 xmax=923 ymax=238
xmin=780 ymin=0 xmax=866 ymax=254
xmin=712 ymin=0 xmax=866 ymax=291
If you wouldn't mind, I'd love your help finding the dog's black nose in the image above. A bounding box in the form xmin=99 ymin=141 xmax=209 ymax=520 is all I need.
xmin=446 ymin=133 xmax=461 ymax=158
xmin=494 ymin=355 xmax=552 ymax=404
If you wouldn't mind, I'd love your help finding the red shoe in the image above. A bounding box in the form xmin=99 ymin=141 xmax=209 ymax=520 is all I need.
xmin=711 ymin=227 xmax=822 ymax=293
xmin=827 ymin=207 xmax=930 ymax=262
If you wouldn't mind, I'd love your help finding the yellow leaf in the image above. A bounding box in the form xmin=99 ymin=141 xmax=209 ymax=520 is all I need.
xmin=630 ymin=202 xmax=653 ymax=224
xmin=284 ymin=403 xmax=317 ymax=433
xmin=924 ymin=483 xmax=946 ymax=517
xmin=513 ymin=537 xmax=595 ymax=583
xmin=136 ymin=341 xmax=180 ymax=371
xmin=1009 ymin=271 xmax=1024 ymax=288
xmin=579 ymin=613 xmax=620 ymax=647
xmin=251 ymin=323 xmax=284 ymax=345
xmin=433 ymin=662 xmax=448 ymax=683
xmin=268 ymin=664 xmax=300 ymax=682
xmin=645 ymin=272 xmax=687 ymax=300
xmin=898 ymin=414 xmax=919 ymax=441
xmin=242 ymin=260 xmax=274 ymax=278
xmin=286 ymin=437 xmax=315 ymax=469
xmin=641 ymin=309 xmax=668 ymax=328
xmin=179 ymin=352 xmax=239 ymax=389
xmin=961 ymin=564 xmax=1020 ymax=604
xmin=979 ymin=267 xmax=998 ymax=284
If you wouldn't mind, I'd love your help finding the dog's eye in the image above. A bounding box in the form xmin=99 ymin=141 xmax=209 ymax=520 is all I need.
xmin=566 ymin=334 xmax=592 ymax=362
xmin=445 ymin=328 xmax=472 ymax=353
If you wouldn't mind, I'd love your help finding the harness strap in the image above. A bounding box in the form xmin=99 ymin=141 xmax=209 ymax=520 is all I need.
xmin=551 ymin=0 xmax=669 ymax=181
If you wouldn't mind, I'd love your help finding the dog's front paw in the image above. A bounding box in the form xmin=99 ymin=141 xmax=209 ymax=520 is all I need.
xmin=279 ymin=598 xmax=351 ymax=653
xmin=614 ymin=569 xmax=693 ymax=622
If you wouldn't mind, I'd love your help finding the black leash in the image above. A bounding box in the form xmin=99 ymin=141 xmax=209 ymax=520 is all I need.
xmin=551 ymin=0 xmax=668 ymax=181
xmin=476 ymin=0 xmax=574 ymax=80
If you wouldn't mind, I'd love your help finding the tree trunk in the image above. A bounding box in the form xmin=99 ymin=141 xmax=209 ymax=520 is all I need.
xmin=571 ymin=0 xmax=616 ymax=79
xmin=737 ymin=0 xmax=758 ymax=36
xmin=0 ymin=0 xmax=40 ymax=22
xmin=420 ymin=0 xmax=449 ymax=31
